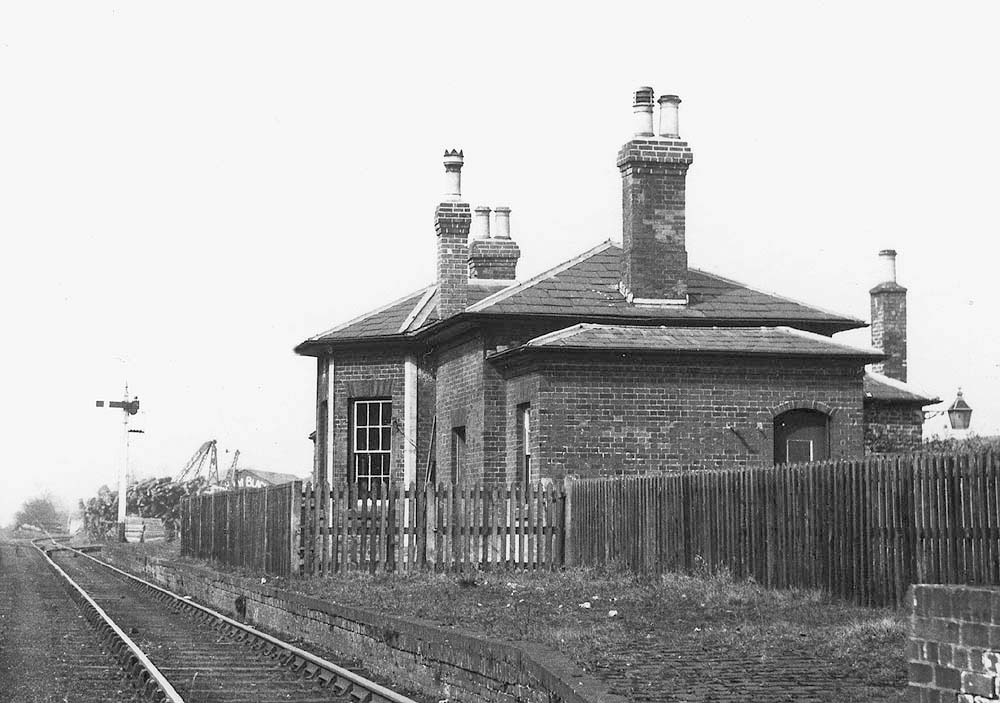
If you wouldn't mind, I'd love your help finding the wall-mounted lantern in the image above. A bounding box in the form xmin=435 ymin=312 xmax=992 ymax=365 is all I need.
xmin=925 ymin=388 xmax=973 ymax=431
xmin=946 ymin=389 xmax=973 ymax=430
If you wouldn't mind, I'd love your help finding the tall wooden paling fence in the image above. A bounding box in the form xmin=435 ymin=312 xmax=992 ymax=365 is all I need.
xmin=180 ymin=482 xmax=298 ymax=576
xmin=299 ymin=481 xmax=565 ymax=576
xmin=570 ymin=451 xmax=1000 ymax=607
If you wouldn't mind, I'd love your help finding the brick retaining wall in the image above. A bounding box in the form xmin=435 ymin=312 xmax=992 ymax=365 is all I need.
xmin=909 ymin=584 xmax=1000 ymax=702
xmin=110 ymin=554 xmax=624 ymax=703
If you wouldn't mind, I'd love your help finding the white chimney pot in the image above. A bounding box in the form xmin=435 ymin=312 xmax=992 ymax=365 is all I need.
xmin=493 ymin=206 xmax=511 ymax=239
xmin=473 ymin=206 xmax=491 ymax=239
xmin=633 ymin=87 xmax=655 ymax=137
xmin=658 ymin=95 xmax=681 ymax=138
xmin=879 ymin=248 xmax=898 ymax=283
xmin=442 ymin=149 xmax=464 ymax=200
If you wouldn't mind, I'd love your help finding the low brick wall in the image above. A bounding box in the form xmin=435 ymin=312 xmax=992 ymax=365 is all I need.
xmin=110 ymin=555 xmax=623 ymax=703
xmin=909 ymin=584 xmax=1000 ymax=702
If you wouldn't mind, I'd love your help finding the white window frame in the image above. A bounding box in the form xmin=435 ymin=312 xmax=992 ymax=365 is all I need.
xmin=351 ymin=398 xmax=392 ymax=489
xmin=786 ymin=438 xmax=814 ymax=463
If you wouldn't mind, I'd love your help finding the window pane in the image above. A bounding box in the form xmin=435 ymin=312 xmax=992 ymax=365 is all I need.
xmin=381 ymin=427 xmax=391 ymax=449
xmin=356 ymin=402 xmax=368 ymax=426
xmin=356 ymin=428 xmax=367 ymax=451
xmin=787 ymin=439 xmax=813 ymax=463
xmin=367 ymin=428 xmax=379 ymax=449
xmin=356 ymin=454 xmax=369 ymax=477
xmin=369 ymin=402 xmax=380 ymax=425
xmin=380 ymin=401 xmax=391 ymax=423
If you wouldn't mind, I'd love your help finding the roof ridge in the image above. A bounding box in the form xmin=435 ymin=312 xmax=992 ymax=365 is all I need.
xmin=525 ymin=322 xmax=595 ymax=347
xmin=467 ymin=240 xmax=615 ymax=313
xmin=778 ymin=326 xmax=882 ymax=355
xmin=399 ymin=286 xmax=437 ymax=333
xmin=308 ymin=284 xmax=435 ymax=340
xmin=691 ymin=268 xmax=865 ymax=325
xmin=864 ymin=369 xmax=941 ymax=403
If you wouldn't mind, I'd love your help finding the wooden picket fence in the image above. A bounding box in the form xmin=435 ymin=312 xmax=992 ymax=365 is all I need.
xmin=180 ymin=483 xmax=298 ymax=576
xmin=570 ymin=451 xmax=1000 ymax=607
xmin=299 ymin=481 xmax=565 ymax=575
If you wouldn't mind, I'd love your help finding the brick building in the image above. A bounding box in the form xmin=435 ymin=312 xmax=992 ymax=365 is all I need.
xmin=296 ymin=88 xmax=935 ymax=488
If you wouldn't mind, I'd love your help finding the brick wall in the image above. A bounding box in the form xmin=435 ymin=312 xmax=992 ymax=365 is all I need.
xmin=435 ymin=335 xmax=486 ymax=483
xmin=504 ymin=373 xmax=542 ymax=482
xmin=519 ymin=353 xmax=864 ymax=476
xmin=909 ymin=584 xmax=1000 ymax=702
xmin=864 ymin=400 xmax=924 ymax=454
xmin=329 ymin=349 xmax=406 ymax=487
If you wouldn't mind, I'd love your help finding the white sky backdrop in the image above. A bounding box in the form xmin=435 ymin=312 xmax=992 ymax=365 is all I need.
xmin=1 ymin=2 xmax=998 ymax=524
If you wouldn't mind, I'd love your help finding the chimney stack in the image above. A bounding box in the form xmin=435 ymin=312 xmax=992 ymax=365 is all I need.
xmin=469 ymin=205 xmax=520 ymax=280
xmin=435 ymin=149 xmax=472 ymax=318
xmin=618 ymin=87 xmax=694 ymax=303
xmin=870 ymin=248 xmax=908 ymax=381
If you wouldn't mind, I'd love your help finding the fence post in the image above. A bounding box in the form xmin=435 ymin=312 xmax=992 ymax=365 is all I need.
xmin=289 ymin=481 xmax=302 ymax=577
xmin=425 ymin=483 xmax=437 ymax=568
xmin=563 ymin=476 xmax=577 ymax=567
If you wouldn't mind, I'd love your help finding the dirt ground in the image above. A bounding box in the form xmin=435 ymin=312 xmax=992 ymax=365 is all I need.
xmin=0 ymin=540 xmax=140 ymax=703
xmin=106 ymin=542 xmax=907 ymax=703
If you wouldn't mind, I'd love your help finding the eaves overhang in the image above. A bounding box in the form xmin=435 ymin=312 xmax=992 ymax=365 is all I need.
xmin=487 ymin=344 xmax=884 ymax=367
xmin=295 ymin=310 xmax=868 ymax=357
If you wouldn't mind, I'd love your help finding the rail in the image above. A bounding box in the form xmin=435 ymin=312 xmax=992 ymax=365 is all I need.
xmin=36 ymin=537 xmax=418 ymax=703
xmin=32 ymin=538 xmax=184 ymax=702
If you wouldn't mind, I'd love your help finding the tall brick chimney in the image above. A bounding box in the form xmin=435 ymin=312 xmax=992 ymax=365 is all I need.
xmin=617 ymin=87 xmax=694 ymax=303
xmin=870 ymin=248 xmax=907 ymax=381
xmin=435 ymin=149 xmax=472 ymax=318
xmin=469 ymin=205 xmax=521 ymax=280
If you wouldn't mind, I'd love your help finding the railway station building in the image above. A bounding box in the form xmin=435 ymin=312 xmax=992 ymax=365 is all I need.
xmin=295 ymin=88 xmax=938 ymax=489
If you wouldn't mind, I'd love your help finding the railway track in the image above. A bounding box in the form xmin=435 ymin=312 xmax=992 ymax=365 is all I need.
xmin=32 ymin=539 xmax=424 ymax=703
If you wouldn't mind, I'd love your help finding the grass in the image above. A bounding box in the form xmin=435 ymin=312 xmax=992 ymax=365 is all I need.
xmin=284 ymin=566 xmax=906 ymax=699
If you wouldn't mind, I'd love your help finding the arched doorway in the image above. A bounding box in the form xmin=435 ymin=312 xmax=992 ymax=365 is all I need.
xmin=774 ymin=409 xmax=829 ymax=465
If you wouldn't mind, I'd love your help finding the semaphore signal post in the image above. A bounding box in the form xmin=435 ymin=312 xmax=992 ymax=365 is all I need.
xmin=95 ymin=384 xmax=140 ymax=542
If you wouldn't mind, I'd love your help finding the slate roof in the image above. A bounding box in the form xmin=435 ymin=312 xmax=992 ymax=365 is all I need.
xmin=491 ymin=324 xmax=883 ymax=360
xmin=864 ymin=371 xmax=940 ymax=405
xmin=469 ymin=242 xmax=862 ymax=328
xmin=299 ymin=240 xmax=864 ymax=350
xmin=304 ymin=281 xmax=507 ymax=342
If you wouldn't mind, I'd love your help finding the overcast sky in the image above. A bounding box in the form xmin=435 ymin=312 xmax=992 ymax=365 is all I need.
xmin=1 ymin=2 xmax=997 ymax=525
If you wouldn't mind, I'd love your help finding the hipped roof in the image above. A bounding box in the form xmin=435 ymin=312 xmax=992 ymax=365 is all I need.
xmin=297 ymin=242 xmax=865 ymax=355
xmin=863 ymin=371 xmax=940 ymax=405
xmin=488 ymin=324 xmax=884 ymax=362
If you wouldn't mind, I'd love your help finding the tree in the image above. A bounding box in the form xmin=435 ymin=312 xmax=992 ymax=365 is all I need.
xmin=14 ymin=495 xmax=66 ymax=532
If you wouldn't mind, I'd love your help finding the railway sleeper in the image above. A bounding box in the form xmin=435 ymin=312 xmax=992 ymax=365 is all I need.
xmin=44 ymin=541 xmax=421 ymax=703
